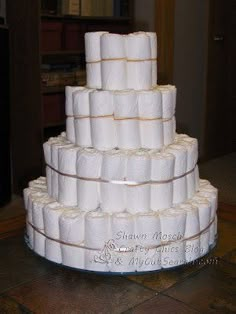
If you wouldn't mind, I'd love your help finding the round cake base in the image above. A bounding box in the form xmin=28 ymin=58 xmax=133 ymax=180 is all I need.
xmin=24 ymin=232 xmax=217 ymax=276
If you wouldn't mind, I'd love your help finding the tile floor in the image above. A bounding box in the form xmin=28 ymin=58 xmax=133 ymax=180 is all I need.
xmin=0 ymin=214 xmax=235 ymax=314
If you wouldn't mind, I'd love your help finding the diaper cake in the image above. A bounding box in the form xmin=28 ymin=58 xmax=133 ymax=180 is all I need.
xmin=24 ymin=32 xmax=217 ymax=273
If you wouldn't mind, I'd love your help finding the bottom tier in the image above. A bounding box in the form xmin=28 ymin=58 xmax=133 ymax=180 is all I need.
xmin=24 ymin=177 xmax=217 ymax=273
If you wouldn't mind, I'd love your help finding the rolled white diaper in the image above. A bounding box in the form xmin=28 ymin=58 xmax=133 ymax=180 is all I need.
xmin=77 ymin=148 xmax=103 ymax=211
xmin=110 ymin=212 xmax=136 ymax=273
xmin=150 ymin=152 xmax=175 ymax=210
xmin=126 ymin=32 xmax=152 ymax=90
xmin=85 ymin=31 xmax=108 ymax=89
xmin=114 ymin=90 xmax=140 ymax=149
xmin=179 ymin=203 xmax=200 ymax=262
xmin=147 ymin=32 xmax=157 ymax=86
xmin=65 ymin=86 xmax=85 ymax=143
xmin=101 ymin=33 xmax=126 ymax=90
xmin=138 ymin=90 xmax=163 ymax=149
xmin=163 ymin=117 xmax=176 ymax=146
xmin=100 ymin=149 xmax=127 ymax=212
xmin=134 ymin=211 xmax=161 ymax=272
xmin=126 ymin=151 xmax=151 ymax=214
xmin=73 ymin=88 xmax=93 ymax=147
xmin=58 ymin=145 xmax=80 ymax=206
xmin=199 ymin=179 xmax=211 ymax=187
xmin=194 ymin=165 xmax=200 ymax=191
xmin=43 ymin=202 xmax=66 ymax=264
xmin=90 ymin=90 xmax=117 ymax=150
xmin=191 ymin=198 xmax=211 ymax=257
xmin=26 ymin=222 xmax=34 ymax=249
xmin=166 ymin=144 xmax=188 ymax=204
xmin=158 ymin=85 xmax=176 ymax=119
xmin=51 ymin=142 xmax=74 ymax=200
xmin=59 ymin=209 xmax=86 ymax=269
xmin=159 ymin=208 xmax=187 ymax=268
xmin=84 ymin=211 xmax=110 ymax=271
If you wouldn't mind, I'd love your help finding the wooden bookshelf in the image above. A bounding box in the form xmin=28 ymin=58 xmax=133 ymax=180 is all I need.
xmin=7 ymin=0 xmax=133 ymax=194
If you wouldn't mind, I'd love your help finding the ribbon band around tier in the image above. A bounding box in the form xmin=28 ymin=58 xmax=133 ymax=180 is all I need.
xmin=86 ymin=57 xmax=157 ymax=64
xmin=27 ymin=217 xmax=215 ymax=252
xmin=46 ymin=164 xmax=196 ymax=186
xmin=67 ymin=114 xmax=173 ymax=122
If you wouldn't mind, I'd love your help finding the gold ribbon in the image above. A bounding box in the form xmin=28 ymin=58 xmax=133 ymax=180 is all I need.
xmin=46 ymin=164 xmax=196 ymax=186
xmin=70 ymin=114 xmax=173 ymax=122
xmin=27 ymin=216 xmax=215 ymax=252
xmin=86 ymin=57 xmax=157 ymax=64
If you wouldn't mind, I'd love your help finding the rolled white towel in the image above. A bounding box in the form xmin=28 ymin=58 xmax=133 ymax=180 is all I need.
xmin=194 ymin=165 xmax=200 ymax=191
xmin=58 ymin=145 xmax=80 ymax=207
xmin=166 ymin=144 xmax=188 ymax=204
xmin=85 ymin=31 xmax=108 ymax=89
xmin=101 ymin=33 xmax=126 ymax=90
xmin=77 ymin=148 xmax=103 ymax=211
xmin=114 ymin=90 xmax=140 ymax=149
xmin=59 ymin=209 xmax=86 ymax=269
xmin=199 ymin=179 xmax=211 ymax=187
xmin=110 ymin=212 xmax=136 ymax=273
xmin=134 ymin=211 xmax=161 ymax=272
xmin=150 ymin=152 xmax=175 ymax=210
xmin=137 ymin=90 xmax=163 ymax=149
xmin=90 ymin=90 xmax=117 ymax=150
xmin=126 ymin=32 xmax=152 ymax=90
xmin=126 ymin=151 xmax=151 ymax=214
xmin=146 ymin=32 xmax=157 ymax=86
xmin=84 ymin=211 xmax=110 ymax=271
xmin=179 ymin=203 xmax=200 ymax=262
xmin=100 ymin=149 xmax=127 ymax=213
xmin=159 ymin=208 xmax=187 ymax=268
xmin=73 ymin=88 xmax=93 ymax=147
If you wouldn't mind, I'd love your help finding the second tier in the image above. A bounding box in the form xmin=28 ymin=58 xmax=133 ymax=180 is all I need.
xmin=44 ymin=132 xmax=199 ymax=213
xmin=66 ymin=85 xmax=176 ymax=150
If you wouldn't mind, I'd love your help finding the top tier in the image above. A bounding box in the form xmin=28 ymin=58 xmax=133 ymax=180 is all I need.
xmin=85 ymin=31 xmax=157 ymax=90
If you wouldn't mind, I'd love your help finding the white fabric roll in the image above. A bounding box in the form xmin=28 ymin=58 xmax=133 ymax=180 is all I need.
xmin=77 ymin=148 xmax=103 ymax=211
xmin=46 ymin=167 xmax=52 ymax=197
xmin=100 ymin=150 xmax=127 ymax=212
xmin=150 ymin=152 xmax=175 ymax=210
xmin=45 ymin=238 xmax=61 ymax=264
xmin=23 ymin=187 xmax=40 ymax=210
xmin=66 ymin=117 xmax=75 ymax=143
xmin=59 ymin=209 xmax=86 ymax=269
xmin=114 ymin=91 xmax=140 ymax=149
xmin=126 ymin=151 xmax=151 ymax=214
xmin=73 ymin=88 xmax=92 ymax=147
xmin=166 ymin=144 xmax=188 ymax=204
xmin=134 ymin=211 xmax=161 ymax=272
xmin=51 ymin=142 xmax=73 ymax=200
xmin=159 ymin=208 xmax=187 ymax=268
xmin=126 ymin=33 xmax=152 ymax=90
xmin=85 ymin=32 xmax=108 ymax=89
xmin=191 ymin=198 xmax=211 ymax=257
xmin=58 ymin=176 xmax=77 ymax=207
xmin=101 ymin=33 xmax=126 ymax=90
xmin=86 ymin=63 xmax=102 ymax=89
xmin=34 ymin=230 xmax=45 ymax=257
xmin=158 ymin=85 xmax=176 ymax=119
xmin=26 ymin=222 xmax=34 ymax=249
xmin=84 ymin=211 xmax=110 ymax=271
xmin=147 ymin=32 xmax=157 ymax=86
xmin=110 ymin=212 xmax=136 ymax=273
xmin=43 ymin=202 xmax=65 ymax=240
xmin=198 ymin=185 xmax=218 ymax=219
xmin=163 ymin=117 xmax=175 ymax=146
xmin=65 ymin=86 xmax=85 ymax=117
xmin=194 ymin=165 xmax=200 ymax=191
xmin=90 ymin=90 xmax=117 ymax=150
xmin=85 ymin=31 xmax=108 ymax=62
xmin=32 ymin=196 xmax=54 ymax=230
xmin=138 ymin=90 xmax=163 ymax=149
xmin=27 ymin=192 xmax=48 ymax=225
xmin=199 ymin=179 xmax=211 ymax=187
xmin=179 ymin=203 xmax=200 ymax=262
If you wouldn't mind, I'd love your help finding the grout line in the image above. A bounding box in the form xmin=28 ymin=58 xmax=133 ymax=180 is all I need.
xmin=0 ymin=294 xmax=33 ymax=313
xmin=159 ymin=292 xmax=202 ymax=313
xmin=120 ymin=295 xmax=158 ymax=314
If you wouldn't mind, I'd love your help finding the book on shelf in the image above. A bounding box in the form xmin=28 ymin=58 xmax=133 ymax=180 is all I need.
xmin=61 ymin=0 xmax=80 ymax=16
xmin=81 ymin=0 xmax=113 ymax=17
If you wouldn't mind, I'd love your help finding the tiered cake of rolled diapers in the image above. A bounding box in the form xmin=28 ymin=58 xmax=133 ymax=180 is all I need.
xmin=24 ymin=32 xmax=217 ymax=273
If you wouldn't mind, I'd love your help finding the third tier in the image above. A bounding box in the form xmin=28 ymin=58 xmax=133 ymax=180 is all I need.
xmin=66 ymin=85 xmax=176 ymax=150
